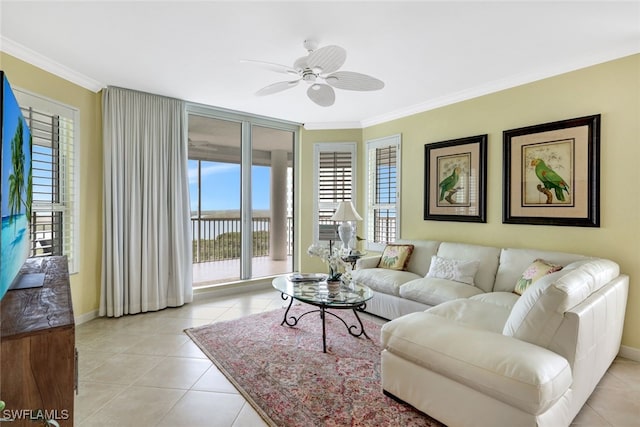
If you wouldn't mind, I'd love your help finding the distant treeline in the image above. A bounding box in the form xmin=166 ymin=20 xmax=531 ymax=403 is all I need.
xmin=193 ymin=230 xmax=269 ymax=261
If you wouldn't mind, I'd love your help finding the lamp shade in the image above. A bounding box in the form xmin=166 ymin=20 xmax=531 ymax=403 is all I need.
xmin=330 ymin=201 xmax=363 ymax=221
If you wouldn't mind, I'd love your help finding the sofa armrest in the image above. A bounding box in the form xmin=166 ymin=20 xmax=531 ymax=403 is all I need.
xmin=355 ymin=255 xmax=381 ymax=270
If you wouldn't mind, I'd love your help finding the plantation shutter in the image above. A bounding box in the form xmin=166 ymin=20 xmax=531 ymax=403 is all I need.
xmin=313 ymin=143 xmax=356 ymax=241
xmin=19 ymin=101 xmax=78 ymax=273
xmin=366 ymin=135 xmax=401 ymax=249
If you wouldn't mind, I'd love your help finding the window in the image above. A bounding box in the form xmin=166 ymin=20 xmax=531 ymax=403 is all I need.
xmin=313 ymin=143 xmax=356 ymax=242
xmin=366 ymin=134 xmax=401 ymax=251
xmin=16 ymin=89 xmax=79 ymax=274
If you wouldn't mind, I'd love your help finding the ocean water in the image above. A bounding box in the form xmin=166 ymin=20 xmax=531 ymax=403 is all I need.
xmin=1 ymin=214 xmax=30 ymax=296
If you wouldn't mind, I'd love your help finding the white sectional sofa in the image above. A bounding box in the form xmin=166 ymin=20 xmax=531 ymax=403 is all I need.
xmin=351 ymin=239 xmax=629 ymax=427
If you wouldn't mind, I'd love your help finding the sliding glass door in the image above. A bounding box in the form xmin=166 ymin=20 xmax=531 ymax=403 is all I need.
xmin=189 ymin=116 xmax=242 ymax=285
xmin=251 ymin=125 xmax=294 ymax=279
xmin=187 ymin=107 xmax=297 ymax=287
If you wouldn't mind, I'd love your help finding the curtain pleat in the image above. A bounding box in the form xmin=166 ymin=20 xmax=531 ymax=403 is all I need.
xmin=100 ymin=87 xmax=192 ymax=317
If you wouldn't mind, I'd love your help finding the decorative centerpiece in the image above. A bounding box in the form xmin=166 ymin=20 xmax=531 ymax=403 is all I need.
xmin=307 ymin=243 xmax=352 ymax=296
xmin=326 ymin=279 xmax=341 ymax=295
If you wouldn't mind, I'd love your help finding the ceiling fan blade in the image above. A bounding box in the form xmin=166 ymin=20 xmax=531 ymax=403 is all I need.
xmin=307 ymin=84 xmax=335 ymax=107
xmin=241 ymin=59 xmax=299 ymax=76
xmin=306 ymin=45 xmax=346 ymax=74
xmin=255 ymin=80 xmax=300 ymax=96
xmin=324 ymin=71 xmax=385 ymax=91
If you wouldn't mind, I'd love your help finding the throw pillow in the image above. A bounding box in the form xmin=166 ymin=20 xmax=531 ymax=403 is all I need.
xmin=426 ymin=255 xmax=480 ymax=286
xmin=377 ymin=244 xmax=414 ymax=271
xmin=514 ymin=259 xmax=563 ymax=296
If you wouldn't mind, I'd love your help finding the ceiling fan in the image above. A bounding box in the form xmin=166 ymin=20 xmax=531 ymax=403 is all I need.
xmin=243 ymin=40 xmax=384 ymax=107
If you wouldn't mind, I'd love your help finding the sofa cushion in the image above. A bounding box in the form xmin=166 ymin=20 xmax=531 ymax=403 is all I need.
xmin=503 ymin=259 xmax=620 ymax=348
xmin=470 ymin=292 xmax=520 ymax=311
xmin=436 ymin=242 xmax=500 ymax=293
xmin=351 ymin=268 xmax=421 ymax=296
xmin=377 ymin=244 xmax=415 ymax=270
xmin=493 ymin=248 xmax=588 ymax=293
xmin=395 ymin=239 xmax=441 ymax=277
xmin=426 ymin=255 xmax=480 ymax=286
xmin=426 ymin=298 xmax=512 ymax=333
xmin=381 ymin=311 xmax=572 ymax=415
xmin=513 ymin=258 xmax=563 ymax=296
xmin=399 ymin=277 xmax=484 ymax=306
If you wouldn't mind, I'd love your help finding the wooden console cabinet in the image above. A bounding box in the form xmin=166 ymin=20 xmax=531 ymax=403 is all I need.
xmin=1 ymin=256 xmax=76 ymax=426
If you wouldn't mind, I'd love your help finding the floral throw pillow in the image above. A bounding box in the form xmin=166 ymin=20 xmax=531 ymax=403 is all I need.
xmin=377 ymin=244 xmax=414 ymax=271
xmin=426 ymin=255 xmax=480 ymax=286
xmin=514 ymin=259 xmax=563 ymax=296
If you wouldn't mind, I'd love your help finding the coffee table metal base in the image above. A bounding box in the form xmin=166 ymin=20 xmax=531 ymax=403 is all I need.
xmin=279 ymin=293 xmax=369 ymax=353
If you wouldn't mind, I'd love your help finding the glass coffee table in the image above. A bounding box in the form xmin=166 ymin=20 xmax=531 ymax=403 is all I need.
xmin=272 ymin=274 xmax=374 ymax=353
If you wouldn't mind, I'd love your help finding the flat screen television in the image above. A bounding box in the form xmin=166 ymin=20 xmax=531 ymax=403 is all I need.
xmin=0 ymin=71 xmax=41 ymax=300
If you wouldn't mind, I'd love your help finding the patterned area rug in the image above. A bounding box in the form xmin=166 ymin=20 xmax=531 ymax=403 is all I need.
xmin=185 ymin=306 xmax=445 ymax=427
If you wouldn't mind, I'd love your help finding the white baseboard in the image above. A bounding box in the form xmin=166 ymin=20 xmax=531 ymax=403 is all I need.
xmin=75 ymin=309 xmax=98 ymax=325
xmin=618 ymin=345 xmax=640 ymax=362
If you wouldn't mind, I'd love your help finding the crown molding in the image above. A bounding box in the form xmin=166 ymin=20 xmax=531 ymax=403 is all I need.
xmin=303 ymin=121 xmax=363 ymax=130
xmin=1 ymin=36 xmax=103 ymax=92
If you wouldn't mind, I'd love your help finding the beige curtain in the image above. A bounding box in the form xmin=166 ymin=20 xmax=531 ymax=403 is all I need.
xmin=100 ymin=87 xmax=192 ymax=317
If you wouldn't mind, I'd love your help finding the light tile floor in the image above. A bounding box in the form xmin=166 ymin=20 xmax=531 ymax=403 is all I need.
xmin=75 ymin=287 xmax=640 ymax=427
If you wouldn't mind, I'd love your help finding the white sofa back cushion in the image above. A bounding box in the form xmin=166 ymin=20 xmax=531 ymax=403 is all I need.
xmin=396 ymin=239 xmax=440 ymax=277
xmin=493 ymin=248 xmax=588 ymax=293
xmin=436 ymin=242 xmax=501 ymax=293
xmin=503 ymin=259 xmax=620 ymax=348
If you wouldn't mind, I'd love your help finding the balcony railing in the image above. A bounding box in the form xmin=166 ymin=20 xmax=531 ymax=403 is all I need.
xmin=191 ymin=216 xmax=293 ymax=263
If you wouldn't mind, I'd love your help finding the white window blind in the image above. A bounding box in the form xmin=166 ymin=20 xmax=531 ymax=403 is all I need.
xmin=313 ymin=143 xmax=356 ymax=241
xmin=16 ymin=89 xmax=79 ymax=274
xmin=366 ymin=134 xmax=401 ymax=251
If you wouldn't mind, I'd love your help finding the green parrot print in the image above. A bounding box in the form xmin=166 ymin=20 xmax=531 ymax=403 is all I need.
xmin=531 ymin=158 xmax=570 ymax=202
xmin=439 ymin=167 xmax=460 ymax=202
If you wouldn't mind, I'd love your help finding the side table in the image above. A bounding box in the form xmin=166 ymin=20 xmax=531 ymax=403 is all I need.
xmin=342 ymin=251 xmax=367 ymax=269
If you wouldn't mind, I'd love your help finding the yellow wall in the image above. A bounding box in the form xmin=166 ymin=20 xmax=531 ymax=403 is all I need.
xmin=0 ymin=53 xmax=103 ymax=318
xmin=301 ymin=54 xmax=640 ymax=350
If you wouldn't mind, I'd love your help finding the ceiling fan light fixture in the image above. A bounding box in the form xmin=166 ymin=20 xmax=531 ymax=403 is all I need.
xmin=302 ymin=73 xmax=317 ymax=83
xmin=248 ymin=40 xmax=384 ymax=106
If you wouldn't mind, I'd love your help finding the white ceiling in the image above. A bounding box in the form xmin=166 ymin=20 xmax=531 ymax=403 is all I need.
xmin=1 ymin=1 xmax=638 ymax=129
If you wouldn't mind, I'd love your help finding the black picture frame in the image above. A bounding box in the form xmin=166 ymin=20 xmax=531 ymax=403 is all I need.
xmin=502 ymin=114 xmax=600 ymax=227
xmin=424 ymin=134 xmax=487 ymax=223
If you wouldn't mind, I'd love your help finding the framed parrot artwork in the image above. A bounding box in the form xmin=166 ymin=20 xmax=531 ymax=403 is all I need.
xmin=424 ymin=134 xmax=487 ymax=222
xmin=503 ymin=114 xmax=600 ymax=227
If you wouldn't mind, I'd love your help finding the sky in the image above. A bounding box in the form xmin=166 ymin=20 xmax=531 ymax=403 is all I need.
xmin=188 ymin=160 xmax=271 ymax=212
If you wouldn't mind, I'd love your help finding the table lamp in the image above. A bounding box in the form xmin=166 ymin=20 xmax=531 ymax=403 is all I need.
xmin=331 ymin=201 xmax=363 ymax=251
